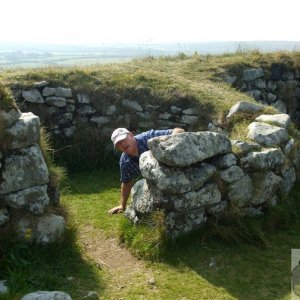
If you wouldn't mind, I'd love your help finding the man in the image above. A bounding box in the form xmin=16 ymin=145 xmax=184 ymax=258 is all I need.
xmin=109 ymin=127 xmax=185 ymax=214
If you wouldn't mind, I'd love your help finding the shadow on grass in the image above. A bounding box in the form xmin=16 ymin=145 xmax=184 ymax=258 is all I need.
xmin=160 ymin=189 xmax=300 ymax=300
xmin=0 ymin=226 xmax=104 ymax=299
xmin=62 ymin=167 xmax=120 ymax=196
xmin=0 ymin=168 xmax=126 ymax=299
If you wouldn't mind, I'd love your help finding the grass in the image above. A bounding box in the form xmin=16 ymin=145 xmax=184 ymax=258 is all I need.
xmin=0 ymin=84 xmax=17 ymax=112
xmin=2 ymin=168 xmax=299 ymax=299
xmin=4 ymin=50 xmax=299 ymax=120
xmin=0 ymin=230 xmax=103 ymax=299
xmin=63 ymin=170 xmax=300 ymax=299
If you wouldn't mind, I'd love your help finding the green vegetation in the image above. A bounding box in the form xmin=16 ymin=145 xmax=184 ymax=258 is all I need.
xmin=3 ymin=50 xmax=300 ymax=118
xmin=0 ymin=83 xmax=17 ymax=112
xmin=39 ymin=126 xmax=67 ymax=189
xmin=2 ymin=169 xmax=299 ymax=299
xmin=1 ymin=50 xmax=300 ymax=299
xmin=0 ymin=230 xmax=103 ymax=299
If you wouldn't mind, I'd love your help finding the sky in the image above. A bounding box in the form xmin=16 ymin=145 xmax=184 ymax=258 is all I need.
xmin=1 ymin=0 xmax=299 ymax=45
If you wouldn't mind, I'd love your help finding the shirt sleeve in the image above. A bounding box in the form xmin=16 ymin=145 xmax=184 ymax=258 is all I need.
xmin=142 ymin=129 xmax=173 ymax=139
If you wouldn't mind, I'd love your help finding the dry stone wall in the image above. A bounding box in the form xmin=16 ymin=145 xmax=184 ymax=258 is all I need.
xmin=8 ymin=64 xmax=300 ymax=163
xmin=125 ymin=102 xmax=298 ymax=238
xmin=0 ymin=107 xmax=65 ymax=243
xmin=226 ymin=65 xmax=300 ymax=127
xmin=3 ymin=63 xmax=300 ymax=239
xmin=11 ymin=81 xmax=200 ymax=140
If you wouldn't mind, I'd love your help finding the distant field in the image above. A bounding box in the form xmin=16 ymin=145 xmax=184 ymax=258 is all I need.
xmin=0 ymin=53 xmax=132 ymax=69
xmin=1 ymin=40 xmax=300 ymax=69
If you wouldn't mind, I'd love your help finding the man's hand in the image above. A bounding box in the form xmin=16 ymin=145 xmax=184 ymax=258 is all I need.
xmin=108 ymin=205 xmax=125 ymax=214
xmin=108 ymin=181 xmax=133 ymax=215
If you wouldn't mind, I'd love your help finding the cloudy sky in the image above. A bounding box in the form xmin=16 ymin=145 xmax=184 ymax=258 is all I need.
xmin=1 ymin=0 xmax=299 ymax=45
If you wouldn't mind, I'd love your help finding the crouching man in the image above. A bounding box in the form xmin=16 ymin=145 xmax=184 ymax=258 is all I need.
xmin=109 ymin=127 xmax=185 ymax=214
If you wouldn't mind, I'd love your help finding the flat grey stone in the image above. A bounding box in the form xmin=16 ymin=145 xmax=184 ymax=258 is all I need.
xmin=226 ymin=101 xmax=265 ymax=119
xmin=240 ymin=148 xmax=284 ymax=171
xmin=22 ymin=89 xmax=44 ymax=103
xmin=247 ymin=122 xmax=289 ymax=147
xmin=255 ymin=114 xmax=291 ymax=128
xmin=21 ymin=291 xmax=71 ymax=300
xmin=148 ymin=132 xmax=231 ymax=167
xmin=45 ymin=97 xmax=67 ymax=107
xmin=243 ymin=68 xmax=264 ymax=81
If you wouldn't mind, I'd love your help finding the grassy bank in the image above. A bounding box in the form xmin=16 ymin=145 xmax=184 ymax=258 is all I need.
xmin=2 ymin=50 xmax=300 ymax=122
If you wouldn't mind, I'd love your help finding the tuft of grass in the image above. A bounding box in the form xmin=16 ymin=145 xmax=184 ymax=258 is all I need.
xmin=39 ymin=126 xmax=67 ymax=188
xmin=0 ymin=83 xmax=18 ymax=112
xmin=119 ymin=211 xmax=168 ymax=261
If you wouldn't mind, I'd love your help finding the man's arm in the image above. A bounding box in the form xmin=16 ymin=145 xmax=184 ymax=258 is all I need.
xmin=172 ymin=127 xmax=185 ymax=134
xmin=108 ymin=180 xmax=134 ymax=214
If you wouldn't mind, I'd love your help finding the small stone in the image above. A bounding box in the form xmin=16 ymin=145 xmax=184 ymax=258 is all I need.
xmin=21 ymin=291 xmax=72 ymax=300
xmin=148 ymin=278 xmax=156 ymax=285
xmin=0 ymin=280 xmax=8 ymax=295
xmin=83 ymin=291 xmax=98 ymax=298
xmin=209 ymin=258 xmax=216 ymax=267
xmin=34 ymin=81 xmax=49 ymax=88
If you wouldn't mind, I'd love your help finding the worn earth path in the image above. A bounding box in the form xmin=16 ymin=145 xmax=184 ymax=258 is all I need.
xmin=78 ymin=225 xmax=158 ymax=299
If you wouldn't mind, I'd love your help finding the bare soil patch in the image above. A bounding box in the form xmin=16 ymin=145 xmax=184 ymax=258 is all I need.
xmin=77 ymin=225 xmax=154 ymax=297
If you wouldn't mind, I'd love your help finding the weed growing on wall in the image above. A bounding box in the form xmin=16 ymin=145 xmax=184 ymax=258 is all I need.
xmin=0 ymin=83 xmax=17 ymax=112
xmin=39 ymin=127 xmax=67 ymax=190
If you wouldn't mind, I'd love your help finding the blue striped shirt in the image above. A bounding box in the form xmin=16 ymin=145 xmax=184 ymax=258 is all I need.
xmin=120 ymin=129 xmax=172 ymax=183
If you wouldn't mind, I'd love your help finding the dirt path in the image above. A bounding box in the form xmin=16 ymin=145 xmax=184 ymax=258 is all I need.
xmin=78 ymin=226 xmax=155 ymax=297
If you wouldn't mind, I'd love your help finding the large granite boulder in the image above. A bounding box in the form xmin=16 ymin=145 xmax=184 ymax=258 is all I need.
xmin=16 ymin=213 xmax=65 ymax=244
xmin=148 ymin=132 xmax=231 ymax=167
xmin=2 ymin=112 xmax=40 ymax=150
xmin=0 ymin=144 xmax=49 ymax=195
xmin=139 ymin=151 xmax=216 ymax=194
xmin=3 ymin=185 xmax=49 ymax=215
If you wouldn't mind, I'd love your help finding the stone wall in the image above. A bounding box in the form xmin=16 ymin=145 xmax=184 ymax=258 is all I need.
xmin=226 ymin=66 xmax=300 ymax=126
xmin=4 ymin=64 xmax=300 ymax=239
xmin=8 ymin=64 xmax=300 ymax=165
xmin=11 ymin=81 xmax=200 ymax=139
xmin=0 ymin=107 xmax=65 ymax=243
xmin=125 ymin=101 xmax=298 ymax=238
xmin=10 ymin=81 xmax=204 ymax=168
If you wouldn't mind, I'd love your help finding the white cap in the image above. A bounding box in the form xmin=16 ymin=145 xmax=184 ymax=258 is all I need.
xmin=111 ymin=128 xmax=130 ymax=147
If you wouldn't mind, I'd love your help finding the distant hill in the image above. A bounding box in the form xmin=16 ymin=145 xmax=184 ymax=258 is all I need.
xmin=0 ymin=41 xmax=299 ymax=69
